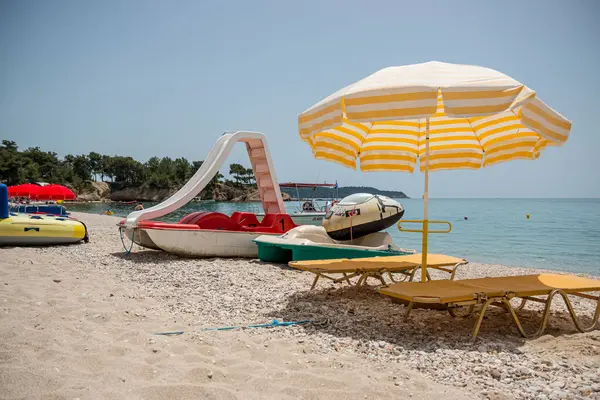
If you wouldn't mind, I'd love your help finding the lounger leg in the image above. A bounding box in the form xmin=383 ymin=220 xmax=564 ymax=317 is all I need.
xmin=332 ymin=272 xmax=361 ymax=286
xmin=502 ymin=298 xmax=549 ymax=338
xmin=449 ymin=261 xmax=468 ymax=281
xmin=449 ymin=267 xmax=458 ymax=280
xmin=448 ymin=304 xmax=475 ymax=318
xmin=342 ymin=272 xmax=352 ymax=285
xmin=386 ymin=270 xmax=410 ymax=284
xmin=310 ymin=274 xmax=321 ymax=290
xmin=479 ymin=297 xmax=554 ymax=338
xmin=403 ymin=302 xmax=415 ymax=321
xmin=408 ymin=268 xmax=418 ymax=282
xmin=515 ymin=298 xmax=528 ymax=311
xmin=449 ymin=266 xmax=459 ymax=280
xmin=554 ymin=290 xmax=600 ymax=333
xmin=471 ymin=298 xmax=495 ymax=340
xmin=356 ymin=272 xmax=386 ymax=288
xmin=504 ymin=290 xmax=600 ymax=338
xmin=355 ymin=274 xmax=366 ymax=288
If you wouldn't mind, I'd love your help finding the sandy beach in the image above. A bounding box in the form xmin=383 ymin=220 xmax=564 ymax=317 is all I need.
xmin=1 ymin=212 xmax=599 ymax=400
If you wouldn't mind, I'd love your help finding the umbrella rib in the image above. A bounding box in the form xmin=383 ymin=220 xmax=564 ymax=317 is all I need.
xmin=466 ymin=117 xmax=485 ymax=168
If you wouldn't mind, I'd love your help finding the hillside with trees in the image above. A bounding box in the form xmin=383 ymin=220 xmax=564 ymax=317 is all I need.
xmin=0 ymin=140 xmax=408 ymax=201
xmin=0 ymin=140 xmax=256 ymax=201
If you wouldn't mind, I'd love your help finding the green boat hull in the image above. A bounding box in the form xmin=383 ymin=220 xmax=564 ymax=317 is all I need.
xmin=255 ymin=241 xmax=412 ymax=264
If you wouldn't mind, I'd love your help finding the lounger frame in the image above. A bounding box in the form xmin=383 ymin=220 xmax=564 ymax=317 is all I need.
xmin=403 ymin=289 xmax=600 ymax=340
xmin=306 ymin=260 xmax=469 ymax=290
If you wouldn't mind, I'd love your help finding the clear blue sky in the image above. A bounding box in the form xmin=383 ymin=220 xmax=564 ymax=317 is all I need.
xmin=1 ymin=0 xmax=598 ymax=198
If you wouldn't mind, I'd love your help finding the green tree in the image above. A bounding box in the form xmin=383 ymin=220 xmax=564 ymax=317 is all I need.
xmin=0 ymin=140 xmax=25 ymax=185
xmin=1 ymin=140 xmax=18 ymax=152
xmin=72 ymin=155 xmax=92 ymax=181
xmin=229 ymin=163 xmax=255 ymax=185
xmin=0 ymin=140 xmax=255 ymax=199
xmin=88 ymin=152 xmax=102 ymax=181
xmin=244 ymin=166 xmax=255 ymax=185
xmin=158 ymin=157 xmax=175 ymax=178
xmin=144 ymin=156 xmax=175 ymax=188
xmin=173 ymin=157 xmax=190 ymax=185
xmin=23 ymin=161 xmax=41 ymax=182
xmin=22 ymin=147 xmax=62 ymax=183
xmin=58 ymin=160 xmax=75 ymax=184
xmin=102 ymin=155 xmax=114 ymax=182
xmin=229 ymin=163 xmax=246 ymax=185
xmin=112 ymin=156 xmax=144 ymax=184
xmin=145 ymin=156 xmax=160 ymax=175
xmin=188 ymin=160 xmax=203 ymax=180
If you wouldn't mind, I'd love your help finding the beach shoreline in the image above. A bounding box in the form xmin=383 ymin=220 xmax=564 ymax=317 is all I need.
xmin=65 ymin=198 xmax=600 ymax=275
xmin=1 ymin=212 xmax=598 ymax=400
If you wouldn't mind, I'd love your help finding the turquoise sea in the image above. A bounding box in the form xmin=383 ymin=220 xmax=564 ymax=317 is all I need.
xmin=68 ymin=199 xmax=600 ymax=275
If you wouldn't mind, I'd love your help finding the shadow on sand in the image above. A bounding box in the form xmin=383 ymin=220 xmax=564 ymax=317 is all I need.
xmin=109 ymin=251 xmax=293 ymax=268
xmin=266 ymin=284 xmax=595 ymax=354
xmin=109 ymin=250 xmax=184 ymax=265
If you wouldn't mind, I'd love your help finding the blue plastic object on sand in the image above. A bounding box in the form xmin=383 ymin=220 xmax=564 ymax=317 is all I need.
xmin=152 ymin=319 xmax=311 ymax=336
xmin=199 ymin=319 xmax=312 ymax=331
xmin=0 ymin=184 xmax=8 ymax=219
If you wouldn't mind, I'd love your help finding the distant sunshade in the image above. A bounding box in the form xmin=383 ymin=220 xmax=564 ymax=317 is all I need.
xmin=37 ymin=184 xmax=76 ymax=200
xmin=8 ymin=183 xmax=42 ymax=199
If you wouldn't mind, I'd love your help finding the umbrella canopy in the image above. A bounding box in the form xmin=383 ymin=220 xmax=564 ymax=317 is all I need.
xmin=8 ymin=183 xmax=42 ymax=199
xmin=298 ymin=61 xmax=571 ymax=281
xmin=37 ymin=184 xmax=76 ymax=200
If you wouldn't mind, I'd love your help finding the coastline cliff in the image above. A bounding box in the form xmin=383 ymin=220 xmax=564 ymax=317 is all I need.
xmin=75 ymin=182 xmax=293 ymax=202
xmin=75 ymin=182 xmax=408 ymax=202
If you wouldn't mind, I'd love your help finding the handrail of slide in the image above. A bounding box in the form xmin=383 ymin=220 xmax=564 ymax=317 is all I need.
xmin=124 ymin=131 xmax=283 ymax=228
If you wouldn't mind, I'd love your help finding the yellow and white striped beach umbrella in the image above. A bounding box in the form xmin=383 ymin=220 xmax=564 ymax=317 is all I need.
xmin=298 ymin=61 xmax=571 ymax=281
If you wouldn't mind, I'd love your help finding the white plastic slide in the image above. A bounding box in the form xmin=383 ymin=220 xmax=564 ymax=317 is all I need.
xmin=124 ymin=131 xmax=286 ymax=228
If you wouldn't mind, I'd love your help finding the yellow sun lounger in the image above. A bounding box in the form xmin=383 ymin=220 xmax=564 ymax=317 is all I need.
xmin=378 ymin=274 xmax=600 ymax=339
xmin=288 ymin=253 xmax=468 ymax=290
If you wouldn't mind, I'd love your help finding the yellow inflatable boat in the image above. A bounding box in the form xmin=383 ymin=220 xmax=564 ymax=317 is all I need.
xmin=0 ymin=214 xmax=88 ymax=246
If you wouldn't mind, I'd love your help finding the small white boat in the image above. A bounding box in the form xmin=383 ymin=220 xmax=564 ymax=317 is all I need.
xmin=257 ymin=182 xmax=339 ymax=226
xmin=257 ymin=209 xmax=325 ymax=226
xmin=289 ymin=211 xmax=326 ymax=225
xmin=323 ymin=193 xmax=405 ymax=240
xmin=254 ymin=225 xmax=415 ymax=263
xmin=123 ymin=212 xmax=297 ymax=258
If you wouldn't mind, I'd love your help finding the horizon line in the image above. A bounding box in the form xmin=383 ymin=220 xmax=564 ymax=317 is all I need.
xmin=402 ymin=197 xmax=600 ymax=200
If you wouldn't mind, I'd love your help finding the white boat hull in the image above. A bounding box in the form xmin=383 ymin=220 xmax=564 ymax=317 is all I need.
xmin=256 ymin=212 xmax=325 ymax=226
xmin=122 ymin=227 xmax=161 ymax=250
xmin=144 ymin=228 xmax=278 ymax=258
xmin=290 ymin=212 xmax=325 ymax=225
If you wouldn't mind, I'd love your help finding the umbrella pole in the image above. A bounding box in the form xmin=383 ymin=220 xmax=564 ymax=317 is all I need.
xmin=421 ymin=118 xmax=430 ymax=283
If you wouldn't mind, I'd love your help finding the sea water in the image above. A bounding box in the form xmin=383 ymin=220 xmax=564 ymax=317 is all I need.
xmin=69 ymin=198 xmax=600 ymax=275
